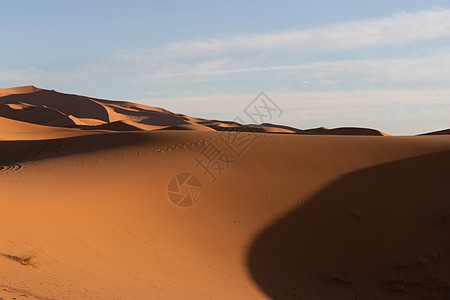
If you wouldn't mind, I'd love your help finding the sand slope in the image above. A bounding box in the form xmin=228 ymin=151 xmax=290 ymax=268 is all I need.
xmin=0 ymin=86 xmax=449 ymax=299
xmin=420 ymin=128 xmax=450 ymax=136
xmin=1 ymin=86 xmax=393 ymax=138
xmin=0 ymin=86 xmax=42 ymax=97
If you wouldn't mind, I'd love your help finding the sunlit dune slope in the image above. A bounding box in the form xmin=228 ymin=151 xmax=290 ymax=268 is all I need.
xmin=0 ymin=86 xmax=395 ymax=137
xmin=0 ymin=86 xmax=449 ymax=299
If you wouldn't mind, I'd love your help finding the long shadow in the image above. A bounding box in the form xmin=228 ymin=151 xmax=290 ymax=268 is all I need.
xmin=0 ymin=90 xmax=110 ymax=124
xmin=248 ymin=150 xmax=450 ymax=299
xmin=0 ymin=131 xmax=152 ymax=165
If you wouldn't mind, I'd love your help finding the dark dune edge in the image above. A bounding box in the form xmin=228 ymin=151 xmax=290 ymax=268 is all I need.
xmin=0 ymin=131 xmax=151 ymax=165
xmin=1 ymin=86 xmax=449 ymax=136
xmin=0 ymin=86 xmax=395 ymax=136
xmin=1 ymin=85 xmax=449 ymax=299
xmin=419 ymin=129 xmax=450 ymax=136
xmin=248 ymin=150 xmax=450 ymax=299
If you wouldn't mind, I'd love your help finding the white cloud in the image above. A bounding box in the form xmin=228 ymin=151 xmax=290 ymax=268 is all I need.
xmin=129 ymin=53 xmax=450 ymax=89
xmin=1 ymin=7 xmax=449 ymax=135
xmin=142 ymin=89 xmax=450 ymax=135
xmin=95 ymin=7 xmax=450 ymax=84
xmin=117 ymin=7 xmax=450 ymax=63
xmin=4 ymin=7 xmax=450 ymax=89
xmin=318 ymin=80 xmax=337 ymax=86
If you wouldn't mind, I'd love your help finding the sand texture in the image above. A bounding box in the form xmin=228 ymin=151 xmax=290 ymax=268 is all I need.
xmin=1 ymin=86 xmax=449 ymax=299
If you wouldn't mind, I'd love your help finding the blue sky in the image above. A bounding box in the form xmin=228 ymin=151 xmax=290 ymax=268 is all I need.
xmin=1 ymin=0 xmax=450 ymax=134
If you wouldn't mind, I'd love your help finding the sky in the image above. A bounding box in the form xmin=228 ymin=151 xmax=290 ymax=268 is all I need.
xmin=1 ymin=0 xmax=450 ymax=134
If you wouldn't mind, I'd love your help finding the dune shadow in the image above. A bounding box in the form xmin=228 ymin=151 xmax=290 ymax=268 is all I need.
xmin=248 ymin=150 xmax=450 ymax=299
xmin=0 ymin=131 xmax=152 ymax=165
xmin=0 ymin=90 xmax=111 ymax=125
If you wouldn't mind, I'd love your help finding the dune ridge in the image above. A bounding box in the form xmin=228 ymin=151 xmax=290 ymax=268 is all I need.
xmin=0 ymin=86 xmax=402 ymax=139
xmin=0 ymin=85 xmax=42 ymax=97
xmin=1 ymin=86 xmax=449 ymax=299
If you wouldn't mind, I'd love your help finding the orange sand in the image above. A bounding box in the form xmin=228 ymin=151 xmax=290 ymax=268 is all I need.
xmin=0 ymin=86 xmax=449 ymax=299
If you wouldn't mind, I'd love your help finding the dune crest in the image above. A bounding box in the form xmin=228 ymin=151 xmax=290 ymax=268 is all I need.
xmin=0 ymin=86 xmax=398 ymax=138
xmin=1 ymin=86 xmax=449 ymax=299
xmin=420 ymin=128 xmax=450 ymax=135
xmin=0 ymin=85 xmax=42 ymax=97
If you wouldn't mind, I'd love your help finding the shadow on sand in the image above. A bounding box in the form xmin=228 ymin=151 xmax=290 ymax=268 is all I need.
xmin=0 ymin=131 xmax=152 ymax=165
xmin=248 ymin=150 xmax=450 ymax=299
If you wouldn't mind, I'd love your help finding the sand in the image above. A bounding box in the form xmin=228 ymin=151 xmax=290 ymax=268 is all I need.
xmin=0 ymin=86 xmax=449 ymax=299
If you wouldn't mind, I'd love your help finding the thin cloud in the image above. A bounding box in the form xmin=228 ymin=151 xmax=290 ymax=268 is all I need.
xmin=4 ymin=7 xmax=450 ymax=90
xmin=142 ymin=89 xmax=450 ymax=135
xmin=102 ymin=7 xmax=450 ymax=84
xmin=117 ymin=7 xmax=450 ymax=63
xmin=136 ymin=53 xmax=450 ymax=89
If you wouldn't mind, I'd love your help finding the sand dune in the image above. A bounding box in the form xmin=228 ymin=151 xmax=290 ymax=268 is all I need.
xmin=1 ymin=86 xmax=395 ymax=137
xmin=0 ymin=85 xmax=42 ymax=97
xmin=0 ymin=87 xmax=214 ymax=133
xmin=420 ymin=128 xmax=450 ymax=136
xmin=0 ymin=116 xmax=104 ymax=141
xmin=1 ymin=86 xmax=449 ymax=299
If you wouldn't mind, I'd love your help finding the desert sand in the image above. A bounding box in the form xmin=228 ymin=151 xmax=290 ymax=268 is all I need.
xmin=0 ymin=86 xmax=449 ymax=299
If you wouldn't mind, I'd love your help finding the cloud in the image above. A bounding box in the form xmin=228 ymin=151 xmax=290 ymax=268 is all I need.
xmin=143 ymin=89 xmax=450 ymax=135
xmin=94 ymin=7 xmax=450 ymax=85
xmin=128 ymin=53 xmax=450 ymax=91
xmin=116 ymin=7 xmax=450 ymax=63
xmin=1 ymin=7 xmax=449 ymax=136
xmin=3 ymin=7 xmax=450 ymax=90
xmin=0 ymin=67 xmax=42 ymax=85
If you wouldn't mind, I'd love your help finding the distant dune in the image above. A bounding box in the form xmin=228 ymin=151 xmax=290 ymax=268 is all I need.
xmin=419 ymin=128 xmax=450 ymax=136
xmin=1 ymin=86 xmax=449 ymax=299
xmin=0 ymin=86 xmax=394 ymax=139
xmin=0 ymin=85 xmax=42 ymax=97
